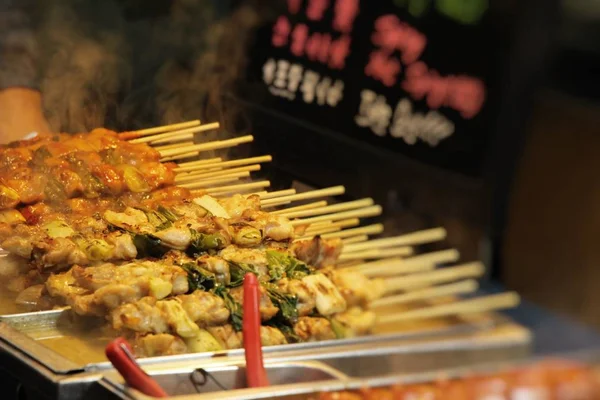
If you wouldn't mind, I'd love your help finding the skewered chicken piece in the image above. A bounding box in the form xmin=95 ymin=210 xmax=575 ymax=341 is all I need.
xmin=0 ymin=187 xmax=194 ymax=229
xmin=131 ymin=316 xmax=339 ymax=357
xmin=111 ymin=292 xmax=230 ymax=335
xmin=46 ymin=260 xmax=189 ymax=316
xmin=0 ymin=129 xmax=175 ymax=209
xmin=290 ymin=236 xmax=344 ymax=269
xmin=293 ymin=316 xmax=338 ymax=342
xmin=1 ymin=194 xmax=295 ymax=270
xmin=0 ymin=129 xmax=158 ymax=170
xmin=133 ymin=333 xmax=188 ymax=358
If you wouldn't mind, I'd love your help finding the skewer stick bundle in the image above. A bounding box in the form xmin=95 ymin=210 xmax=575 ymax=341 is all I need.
xmin=161 ymin=151 xmax=200 ymax=162
xmin=175 ymin=157 xmax=223 ymax=168
xmin=159 ymin=135 xmax=254 ymax=160
xmin=120 ymin=119 xmax=201 ymax=139
xmin=204 ymin=180 xmax=271 ymax=196
xmin=376 ymin=292 xmax=520 ymax=325
xmin=155 ymin=141 xmax=194 ymax=151
xmin=342 ymin=228 xmax=447 ymax=254
xmin=372 ymin=280 xmax=479 ymax=308
xmin=319 ymin=224 xmax=385 ymax=239
xmin=342 ymin=235 xmax=370 ymax=245
xmin=271 ymin=201 xmax=328 ymax=215
xmin=297 ymin=218 xmax=361 ymax=238
xmin=138 ymin=122 xmax=220 ymax=145
xmin=175 ymin=165 xmax=261 ymax=184
xmin=277 ymin=198 xmax=374 ymax=219
xmin=350 ymin=249 xmax=460 ymax=277
xmin=175 ymin=156 xmax=272 ymax=173
xmin=338 ymin=246 xmax=413 ymax=261
xmin=178 ymin=173 xmax=250 ymax=189
xmin=261 ymin=186 xmax=346 ymax=207
xmin=258 ymin=189 xmax=297 ymax=200
xmin=290 ymin=205 xmax=382 ymax=227
xmin=384 ymin=262 xmax=485 ymax=294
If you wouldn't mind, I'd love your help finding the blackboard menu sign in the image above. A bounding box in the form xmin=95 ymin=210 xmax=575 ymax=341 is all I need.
xmin=244 ymin=0 xmax=506 ymax=178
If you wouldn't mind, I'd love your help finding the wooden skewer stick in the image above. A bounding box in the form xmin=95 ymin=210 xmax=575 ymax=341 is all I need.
xmin=159 ymin=135 xmax=254 ymax=159
xmin=319 ymin=224 xmax=384 ymax=240
xmin=350 ymin=249 xmax=460 ymax=277
xmin=344 ymin=257 xmax=424 ymax=275
xmin=261 ymin=186 xmax=346 ymax=207
xmin=342 ymin=235 xmax=370 ymax=245
xmin=384 ymin=262 xmax=485 ymax=294
xmin=277 ymin=198 xmax=374 ymax=219
xmin=178 ymin=172 xmax=250 ymax=189
xmin=296 ymin=218 xmax=361 ymax=239
xmin=176 ymin=157 xmax=223 ymax=168
xmin=298 ymin=223 xmax=381 ymax=241
xmin=120 ymin=119 xmax=201 ymax=139
xmin=151 ymin=132 xmax=195 ymax=145
xmin=258 ymin=189 xmax=297 ymax=200
xmin=338 ymin=246 xmax=413 ymax=261
xmin=376 ymin=292 xmax=520 ymax=325
xmin=176 ymin=165 xmax=261 ymax=183
xmin=202 ymin=180 xmax=271 ymax=195
xmin=156 ymin=141 xmax=194 ymax=151
xmin=300 ymin=218 xmax=359 ymax=234
xmin=161 ymin=151 xmax=200 ymax=162
xmin=342 ymin=228 xmax=447 ymax=254
xmin=372 ymin=280 xmax=479 ymax=309
xmin=271 ymin=201 xmax=328 ymax=215
xmin=139 ymin=122 xmax=220 ymax=145
xmin=175 ymin=156 xmax=273 ymax=173
xmin=290 ymin=205 xmax=382 ymax=227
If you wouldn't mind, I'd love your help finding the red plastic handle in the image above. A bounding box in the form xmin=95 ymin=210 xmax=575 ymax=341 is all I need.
xmin=243 ymin=273 xmax=270 ymax=388
xmin=105 ymin=337 xmax=168 ymax=398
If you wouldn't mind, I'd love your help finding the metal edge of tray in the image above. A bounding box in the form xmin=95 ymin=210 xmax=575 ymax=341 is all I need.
xmin=88 ymin=315 xmax=499 ymax=371
xmin=0 ymin=320 xmax=82 ymax=374
xmin=0 ymin=307 xmax=520 ymax=374
xmin=98 ymin=324 xmax=532 ymax=375
xmin=96 ymin=328 xmax=532 ymax=399
xmin=107 ymin=348 xmax=600 ymax=400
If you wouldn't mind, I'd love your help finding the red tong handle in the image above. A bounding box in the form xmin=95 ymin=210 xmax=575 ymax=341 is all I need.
xmin=243 ymin=273 xmax=270 ymax=388
xmin=105 ymin=337 xmax=168 ymax=398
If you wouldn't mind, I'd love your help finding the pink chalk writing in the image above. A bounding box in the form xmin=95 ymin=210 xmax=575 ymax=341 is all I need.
xmin=291 ymin=24 xmax=309 ymax=56
xmin=372 ymin=15 xmax=427 ymax=65
xmin=306 ymin=32 xmax=332 ymax=63
xmin=307 ymin=0 xmax=330 ymax=21
xmin=402 ymin=62 xmax=486 ymax=119
xmin=446 ymin=76 xmax=487 ymax=119
xmin=272 ymin=16 xmax=291 ymax=47
xmin=328 ymin=34 xmax=351 ymax=69
xmin=333 ymin=0 xmax=359 ymax=33
xmin=287 ymin=0 xmax=302 ymax=14
xmin=365 ymin=50 xmax=401 ymax=87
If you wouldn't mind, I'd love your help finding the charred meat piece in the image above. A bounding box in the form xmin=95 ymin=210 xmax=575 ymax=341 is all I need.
xmin=291 ymin=237 xmax=343 ymax=269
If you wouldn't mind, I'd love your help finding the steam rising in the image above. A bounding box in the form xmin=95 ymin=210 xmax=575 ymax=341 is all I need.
xmin=35 ymin=0 xmax=268 ymax=142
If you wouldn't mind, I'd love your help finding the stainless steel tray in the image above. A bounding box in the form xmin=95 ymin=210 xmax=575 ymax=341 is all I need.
xmin=0 ymin=305 xmax=523 ymax=374
xmin=102 ymin=349 xmax=600 ymax=400
xmin=0 ymin=314 xmax=531 ymax=399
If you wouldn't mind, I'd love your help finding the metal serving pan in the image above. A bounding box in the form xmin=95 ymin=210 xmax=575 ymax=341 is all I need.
xmin=0 ymin=301 xmax=527 ymax=375
xmin=0 ymin=312 xmax=530 ymax=399
xmin=102 ymin=349 xmax=600 ymax=400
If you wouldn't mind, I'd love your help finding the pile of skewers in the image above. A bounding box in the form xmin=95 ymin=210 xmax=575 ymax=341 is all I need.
xmin=0 ymin=120 xmax=520 ymax=357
